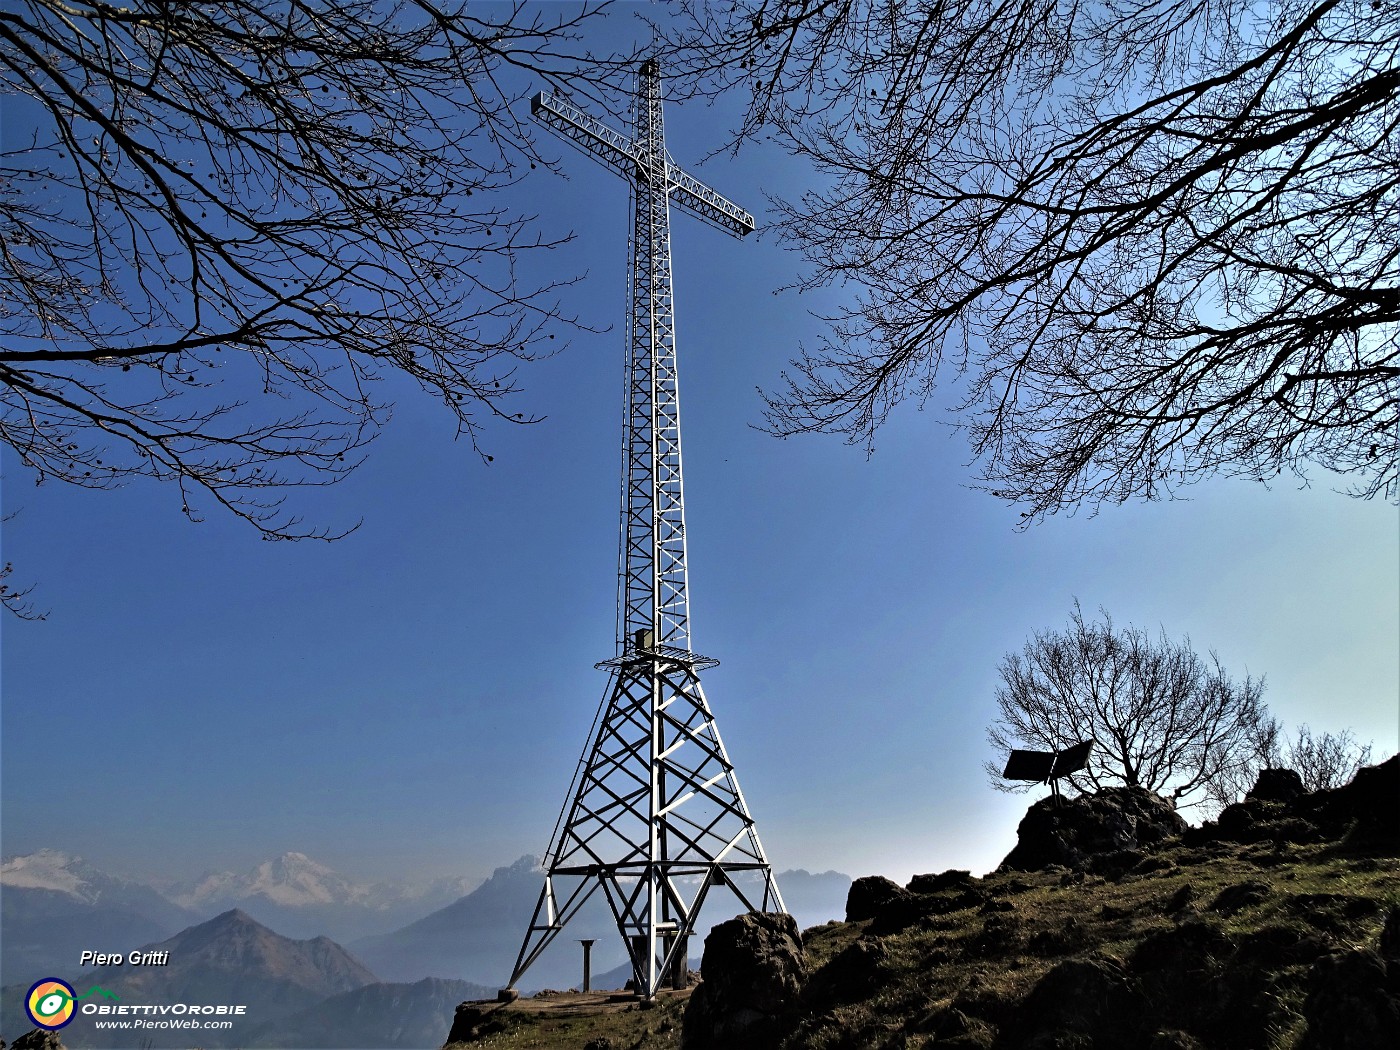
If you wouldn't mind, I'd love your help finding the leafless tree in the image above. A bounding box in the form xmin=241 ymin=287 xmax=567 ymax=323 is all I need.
xmin=1208 ymin=717 xmax=1377 ymax=806
xmin=1 ymin=0 xmax=630 ymax=563
xmin=660 ymin=0 xmax=1399 ymax=522
xmin=985 ymin=601 xmax=1268 ymax=809
xmin=1284 ymin=725 xmax=1376 ymax=790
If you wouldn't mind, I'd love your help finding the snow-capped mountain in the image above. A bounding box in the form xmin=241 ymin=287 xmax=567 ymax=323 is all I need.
xmin=158 ymin=852 xmax=481 ymax=940
xmin=1 ymin=848 xmax=133 ymax=902
xmin=170 ymin=852 xmax=477 ymax=914
xmin=174 ymin=851 xmax=376 ymax=909
xmin=1 ymin=850 xmax=202 ymax=982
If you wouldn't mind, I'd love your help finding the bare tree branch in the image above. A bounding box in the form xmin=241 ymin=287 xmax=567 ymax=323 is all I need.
xmin=1 ymin=0 xmax=634 ymax=570
xmin=986 ymin=600 xmax=1268 ymax=812
xmin=660 ymin=0 xmax=1400 ymax=521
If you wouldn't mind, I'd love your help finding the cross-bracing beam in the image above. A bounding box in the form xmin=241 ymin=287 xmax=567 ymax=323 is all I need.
xmin=507 ymin=60 xmax=784 ymax=1000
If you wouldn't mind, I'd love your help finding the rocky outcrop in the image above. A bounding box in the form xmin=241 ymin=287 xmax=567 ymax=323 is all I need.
xmin=995 ymin=955 xmax=1138 ymax=1048
xmin=10 ymin=1032 xmax=64 ymax=1050
xmin=1294 ymin=755 xmax=1399 ymax=848
xmin=844 ymin=875 xmax=910 ymax=922
xmin=1201 ymin=755 xmax=1399 ymax=849
xmin=1247 ymin=767 xmax=1305 ymax=803
xmin=1299 ymin=948 xmax=1400 ymax=1050
xmin=444 ymin=1000 xmax=509 ymax=1044
xmin=682 ymin=912 xmax=806 ymax=1049
xmin=999 ymin=786 xmax=1188 ymax=871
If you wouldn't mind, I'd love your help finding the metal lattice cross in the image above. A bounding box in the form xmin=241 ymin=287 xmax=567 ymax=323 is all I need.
xmin=507 ymin=60 xmax=785 ymax=1000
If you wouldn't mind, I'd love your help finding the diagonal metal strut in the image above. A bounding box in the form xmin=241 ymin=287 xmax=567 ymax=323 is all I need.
xmin=507 ymin=60 xmax=784 ymax=1000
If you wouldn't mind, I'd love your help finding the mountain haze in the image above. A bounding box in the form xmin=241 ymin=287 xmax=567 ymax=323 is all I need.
xmin=0 ymin=850 xmax=201 ymax=981
xmin=353 ymin=857 xmax=852 ymax=992
xmin=246 ymin=976 xmax=497 ymax=1048
xmin=170 ymin=851 xmax=477 ymax=940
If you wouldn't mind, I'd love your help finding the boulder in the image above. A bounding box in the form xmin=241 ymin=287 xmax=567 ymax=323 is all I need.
xmin=995 ymin=956 xmax=1139 ymax=1047
xmin=802 ymin=934 xmax=890 ymax=1004
xmin=682 ymin=911 xmax=806 ymax=1049
xmin=845 ymin=874 xmax=910 ymax=922
xmin=1246 ymin=767 xmax=1305 ymax=803
xmin=912 ymin=1004 xmax=995 ymax=1048
xmin=999 ymin=786 xmax=1187 ymax=871
xmin=1210 ymin=880 xmax=1272 ymax=916
xmin=908 ymin=869 xmax=974 ymax=894
xmin=444 ymin=1000 xmax=507 ymax=1044
xmin=1300 ymin=949 xmax=1400 ymax=1050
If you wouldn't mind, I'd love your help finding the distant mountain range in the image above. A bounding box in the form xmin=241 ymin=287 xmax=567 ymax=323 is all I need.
xmin=164 ymin=851 xmax=478 ymax=941
xmin=0 ymin=908 xmax=493 ymax=1048
xmin=1 ymin=848 xmax=478 ymax=955
xmin=351 ymin=856 xmax=852 ymax=992
xmin=1 ymin=847 xmax=849 ymax=1043
xmin=0 ymin=850 xmax=203 ymax=979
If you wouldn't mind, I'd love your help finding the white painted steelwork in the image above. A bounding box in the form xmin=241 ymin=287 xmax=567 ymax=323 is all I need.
xmin=508 ymin=60 xmax=783 ymax=1000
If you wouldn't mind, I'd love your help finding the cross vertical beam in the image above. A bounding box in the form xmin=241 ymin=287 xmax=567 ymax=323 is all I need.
xmin=506 ymin=60 xmax=783 ymax=1000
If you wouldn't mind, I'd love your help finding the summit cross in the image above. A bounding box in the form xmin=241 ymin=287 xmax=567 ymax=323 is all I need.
xmin=505 ymin=59 xmax=786 ymax=1000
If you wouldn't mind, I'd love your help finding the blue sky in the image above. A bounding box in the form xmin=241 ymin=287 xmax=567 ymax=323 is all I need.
xmin=2 ymin=3 xmax=1396 ymax=896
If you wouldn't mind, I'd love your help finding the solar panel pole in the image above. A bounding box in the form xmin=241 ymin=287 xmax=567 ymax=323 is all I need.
xmin=505 ymin=59 xmax=785 ymax=1000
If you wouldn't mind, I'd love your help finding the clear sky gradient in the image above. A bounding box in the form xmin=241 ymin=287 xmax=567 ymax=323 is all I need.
xmin=2 ymin=4 xmax=1397 ymax=896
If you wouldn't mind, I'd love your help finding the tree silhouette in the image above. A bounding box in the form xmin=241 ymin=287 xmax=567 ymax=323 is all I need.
xmin=986 ymin=602 xmax=1268 ymax=809
xmin=662 ymin=0 xmax=1399 ymax=521
xmin=1207 ymin=718 xmax=1378 ymax=808
xmin=1 ymin=0 xmax=626 ymax=555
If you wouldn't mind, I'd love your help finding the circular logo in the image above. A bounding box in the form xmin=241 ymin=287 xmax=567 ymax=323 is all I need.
xmin=26 ymin=978 xmax=77 ymax=1030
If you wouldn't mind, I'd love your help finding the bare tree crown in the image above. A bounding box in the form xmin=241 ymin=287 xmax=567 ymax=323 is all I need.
xmin=1 ymin=0 xmax=627 ymax=563
xmin=986 ymin=602 xmax=1269 ymax=810
xmin=661 ymin=0 xmax=1399 ymax=521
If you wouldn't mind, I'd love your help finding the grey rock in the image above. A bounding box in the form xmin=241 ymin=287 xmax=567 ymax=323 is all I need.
xmin=682 ymin=911 xmax=806 ymax=1049
xmin=1000 ymin=787 xmax=1187 ymax=871
xmin=844 ymin=874 xmax=910 ymax=922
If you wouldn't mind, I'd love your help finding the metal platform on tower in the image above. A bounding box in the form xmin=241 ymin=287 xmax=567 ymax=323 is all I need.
xmin=504 ymin=59 xmax=785 ymax=1000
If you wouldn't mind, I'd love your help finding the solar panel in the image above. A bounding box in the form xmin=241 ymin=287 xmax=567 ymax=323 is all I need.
xmin=1050 ymin=740 xmax=1093 ymax=780
xmin=1002 ymin=749 xmax=1056 ymax=782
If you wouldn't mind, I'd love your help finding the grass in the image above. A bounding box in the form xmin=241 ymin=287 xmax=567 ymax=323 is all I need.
xmin=447 ymin=837 xmax=1398 ymax=1049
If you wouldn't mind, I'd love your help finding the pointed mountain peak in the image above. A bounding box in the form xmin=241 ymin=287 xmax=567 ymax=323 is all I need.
xmin=496 ymin=855 xmax=542 ymax=877
xmin=184 ymin=907 xmax=264 ymax=937
xmin=214 ymin=907 xmax=258 ymax=924
xmin=112 ymin=907 xmax=380 ymax=1007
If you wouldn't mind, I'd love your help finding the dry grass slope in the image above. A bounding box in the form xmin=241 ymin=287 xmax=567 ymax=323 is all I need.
xmin=446 ymin=760 xmax=1399 ymax=1050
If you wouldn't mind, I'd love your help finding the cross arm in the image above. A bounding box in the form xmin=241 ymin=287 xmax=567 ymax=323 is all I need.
xmin=666 ymin=162 xmax=755 ymax=239
xmin=530 ymin=92 xmax=754 ymax=239
xmin=531 ymin=91 xmax=639 ymax=180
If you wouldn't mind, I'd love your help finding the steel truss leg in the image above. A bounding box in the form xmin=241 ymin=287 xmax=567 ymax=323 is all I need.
xmin=509 ymin=657 xmax=785 ymax=998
